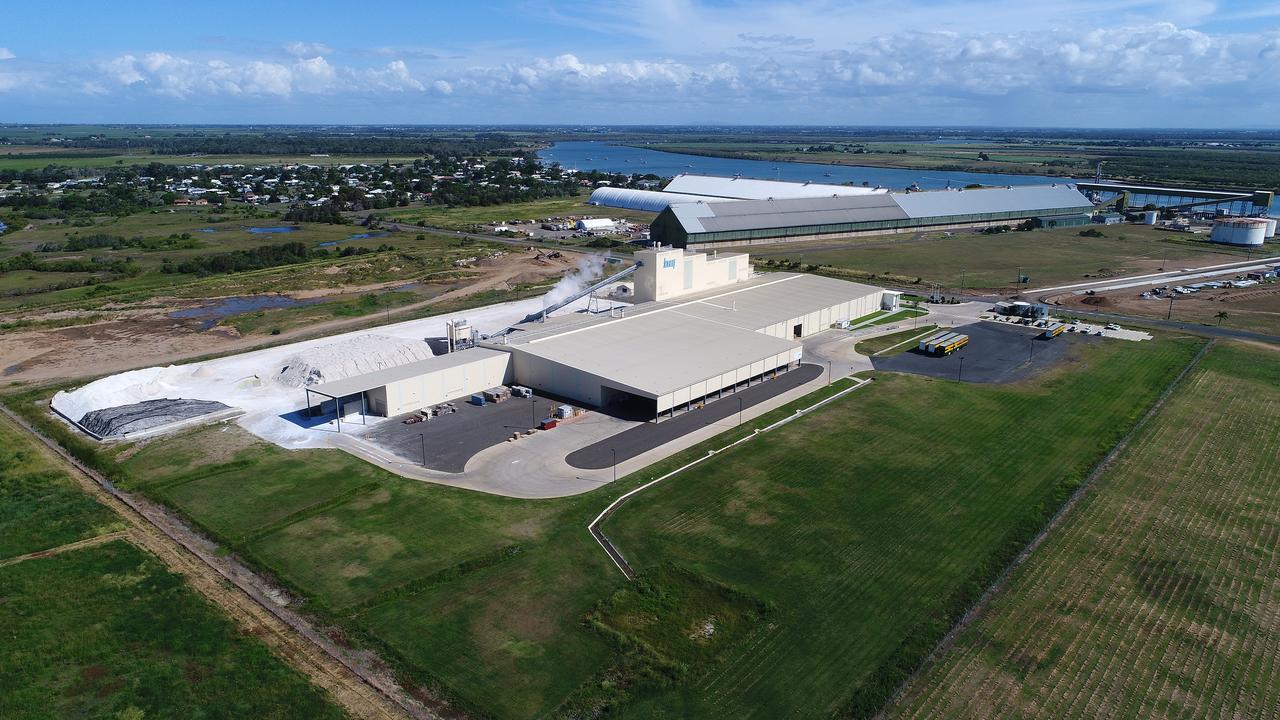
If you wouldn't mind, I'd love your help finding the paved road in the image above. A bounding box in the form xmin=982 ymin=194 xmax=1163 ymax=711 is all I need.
xmin=566 ymin=364 xmax=823 ymax=469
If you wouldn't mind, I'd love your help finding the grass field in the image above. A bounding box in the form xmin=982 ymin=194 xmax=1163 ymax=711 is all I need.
xmin=0 ymin=412 xmax=122 ymax=558
xmin=0 ymin=205 xmax=503 ymax=314
xmin=384 ymin=195 xmax=656 ymax=231
xmin=889 ymin=342 xmax=1280 ymax=719
xmin=0 ymin=411 xmax=344 ymax=720
xmin=854 ymin=325 xmax=940 ymax=356
xmin=598 ymin=334 xmax=1203 ymax=718
xmin=11 ymin=326 xmax=1202 ymax=718
xmin=0 ymin=540 xmax=345 ymax=720
xmin=751 ymin=225 xmax=1253 ymax=290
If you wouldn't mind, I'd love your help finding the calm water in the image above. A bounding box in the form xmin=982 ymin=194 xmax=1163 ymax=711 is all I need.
xmin=537 ymin=141 xmax=1067 ymax=191
xmin=169 ymin=295 xmax=324 ymax=330
xmin=318 ymin=231 xmax=388 ymax=247
xmin=248 ymin=226 xmax=299 ymax=234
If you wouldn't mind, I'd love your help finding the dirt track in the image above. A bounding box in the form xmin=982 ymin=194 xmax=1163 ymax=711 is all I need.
xmin=0 ymin=404 xmax=453 ymax=720
xmin=0 ymin=250 xmax=573 ymax=383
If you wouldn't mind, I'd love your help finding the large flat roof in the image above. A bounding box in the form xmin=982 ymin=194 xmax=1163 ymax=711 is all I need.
xmin=307 ymin=346 xmax=507 ymax=399
xmin=506 ymin=310 xmax=799 ymax=398
xmin=665 ymin=184 xmax=1094 ymax=236
xmin=487 ymin=272 xmax=879 ymax=398
xmin=663 ymin=174 xmax=888 ymax=200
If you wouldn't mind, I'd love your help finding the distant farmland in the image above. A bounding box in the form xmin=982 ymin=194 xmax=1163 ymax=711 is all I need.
xmin=600 ymin=334 xmax=1203 ymax=718
xmin=889 ymin=342 xmax=1280 ymax=719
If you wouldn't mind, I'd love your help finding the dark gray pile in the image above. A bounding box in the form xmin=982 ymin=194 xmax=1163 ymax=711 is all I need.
xmin=79 ymin=398 xmax=230 ymax=438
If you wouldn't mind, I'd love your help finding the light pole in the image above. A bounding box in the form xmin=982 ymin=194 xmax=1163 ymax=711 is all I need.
xmin=957 ymin=355 xmax=965 ymax=382
xmin=531 ymin=395 xmax=536 ymax=427
xmin=611 ymin=448 xmax=617 ymax=484
xmin=1167 ymin=294 xmax=1175 ymax=320
xmin=959 ymin=268 xmax=966 ymax=296
xmin=827 ymin=360 xmax=832 ymax=386
xmin=738 ymin=396 xmax=744 ymax=427
xmin=1028 ymin=338 xmax=1035 ymax=362
xmin=419 ymin=433 xmax=426 ymax=467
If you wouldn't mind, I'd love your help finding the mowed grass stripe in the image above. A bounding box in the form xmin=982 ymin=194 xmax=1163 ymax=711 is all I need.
xmin=604 ymin=335 xmax=1200 ymax=719
xmin=889 ymin=343 xmax=1280 ymax=720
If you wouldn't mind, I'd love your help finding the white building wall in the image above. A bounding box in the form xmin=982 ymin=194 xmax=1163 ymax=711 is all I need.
xmin=633 ymin=247 xmax=752 ymax=302
xmin=381 ymin=353 xmax=512 ymax=416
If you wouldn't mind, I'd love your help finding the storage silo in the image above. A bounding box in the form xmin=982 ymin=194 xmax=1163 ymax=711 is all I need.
xmin=1210 ymin=218 xmax=1267 ymax=246
xmin=1141 ymin=210 xmax=1159 ymax=225
xmin=1259 ymin=217 xmax=1277 ymax=238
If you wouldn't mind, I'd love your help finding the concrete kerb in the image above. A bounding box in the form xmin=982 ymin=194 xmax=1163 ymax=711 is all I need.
xmin=588 ymin=376 xmax=875 ymax=579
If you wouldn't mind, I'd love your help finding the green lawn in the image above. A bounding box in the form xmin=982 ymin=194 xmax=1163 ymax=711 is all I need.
xmin=854 ymin=325 xmax=939 ymax=356
xmin=0 ymin=408 xmax=346 ymax=720
xmin=752 ymin=225 xmax=1254 ymax=290
xmin=890 ymin=342 xmax=1280 ymax=719
xmin=0 ymin=327 xmax=1188 ymax=718
xmin=0 ymin=540 xmax=345 ymax=720
xmin=385 ymin=196 xmax=656 ymax=231
xmin=0 ymin=412 xmax=122 ymax=558
xmin=599 ymin=334 xmax=1203 ymax=718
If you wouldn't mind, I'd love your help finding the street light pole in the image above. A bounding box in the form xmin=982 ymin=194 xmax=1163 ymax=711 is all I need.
xmin=738 ymin=396 xmax=744 ymax=427
xmin=531 ymin=395 xmax=536 ymax=427
xmin=611 ymin=448 xmax=617 ymax=484
xmin=957 ymin=356 xmax=965 ymax=382
xmin=1167 ymin=294 xmax=1175 ymax=320
xmin=1028 ymin=338 xmax=1034 ymax=362
xmin=827 ymin=360 xmax=832 ymax=386
xmin=419 ymin=433 xmax=426 ymax=467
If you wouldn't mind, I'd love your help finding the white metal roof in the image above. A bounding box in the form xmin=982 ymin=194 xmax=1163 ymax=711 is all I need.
xmin=664 ymin=173 xmax=888 ymax=200
xmin=588 ymin=186 xmax=730 ymax=212
xmin=893 ymin=184 xmax=1093 ymax=219
xmin=307 ymin=346 xmax=507 ymax=399
xmin=665 ymin=184 xmax=1094 ymax=235
xmin=507 ymin=310 xmax=799 ymax=398
xmin=489 ymin=272 xmax=879 ymax=398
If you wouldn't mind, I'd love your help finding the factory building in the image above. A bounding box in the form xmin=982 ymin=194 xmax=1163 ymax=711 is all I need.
xmin=587 ymin=173 xmax=888 ymax=213
xmin=305 ymin=347 xmax=512 ymax=422
xmin=661 ymin=174 xmax=889 ymax=200
xmin=650 ymin=184 xmax=1095 ymax=249
xmin=306 ymin=249 xmax=885 ymax=423
xmin=484 ymin=259 xmax=884 ymax=418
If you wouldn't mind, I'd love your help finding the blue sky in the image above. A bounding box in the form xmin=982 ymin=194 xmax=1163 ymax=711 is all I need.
xmin=3 ymin=0 xmax=1280 ymax=126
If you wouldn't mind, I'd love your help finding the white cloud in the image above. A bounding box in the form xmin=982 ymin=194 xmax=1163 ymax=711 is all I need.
xmin=0 ymin=48 xmax=15 ymax=61
xmin=92 ymin=53 xmax=429 ymax=98
xmin=284 ymin=41 xmax=332 ymax=57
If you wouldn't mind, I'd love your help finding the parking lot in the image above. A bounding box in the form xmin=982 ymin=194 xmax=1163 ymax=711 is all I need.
xmin=360 ymin=389 xmax=571 ymax=473
xmin=871 ymin=322 xmax=1096 ymax=383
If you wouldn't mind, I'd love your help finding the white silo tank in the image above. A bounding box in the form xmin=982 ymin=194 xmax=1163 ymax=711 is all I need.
xmin=1141 ymin=210 xmax=1158 ymax=225
xmin=1210 ymin=218 xmax=1267 ymax=246
xmin=1259 ymin=217 xmax=1277 ymax=238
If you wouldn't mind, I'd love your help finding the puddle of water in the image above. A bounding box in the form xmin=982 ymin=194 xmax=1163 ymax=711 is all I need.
xmin=198 ymin=228 xmax=217 ymax=233
xmin=169 ymin=295 xmax=324 ymax=330
xmin=318 ymin=231 xmax=388 ymax=248
xmin=248 ymin=226 xmax=299 ymax=234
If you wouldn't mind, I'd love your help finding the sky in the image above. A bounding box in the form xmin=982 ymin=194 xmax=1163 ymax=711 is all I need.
xmin=3 ymin=0 xmax=1280 ymax=127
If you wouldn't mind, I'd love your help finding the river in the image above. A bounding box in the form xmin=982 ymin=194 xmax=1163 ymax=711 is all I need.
xmin=537 ymin=141 xmax=1068 ymax=191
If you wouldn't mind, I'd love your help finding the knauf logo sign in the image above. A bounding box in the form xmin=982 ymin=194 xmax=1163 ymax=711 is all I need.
xmin=662 ymin=258 xmax=677 ymax=269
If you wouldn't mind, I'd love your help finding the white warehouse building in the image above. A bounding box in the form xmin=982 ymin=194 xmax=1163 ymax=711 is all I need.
xmin=303 ymin=248 xmax=888 ymax=423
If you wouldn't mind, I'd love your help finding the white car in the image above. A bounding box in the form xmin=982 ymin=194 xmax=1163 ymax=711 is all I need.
xmin=1105 ymin=323 xmax=1121 ymax=331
